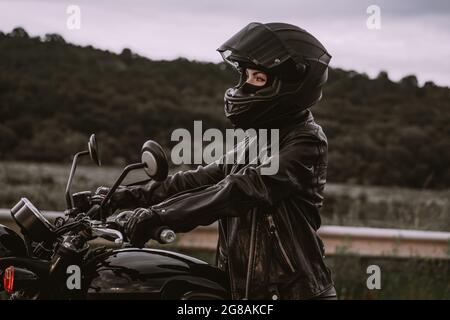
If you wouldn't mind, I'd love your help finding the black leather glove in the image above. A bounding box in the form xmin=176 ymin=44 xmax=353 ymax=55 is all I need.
xmin=92 ymin=186 xmax=110 ymax=203
xmin=86 ymin=186 xmax=115 ymax=220
xmin=92 ymin=185 xmax=145 ymax=210
xmin=124 ymin=208 xmax=163 ymax=247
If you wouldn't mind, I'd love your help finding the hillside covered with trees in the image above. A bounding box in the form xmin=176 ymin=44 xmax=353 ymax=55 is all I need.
xmin=1 ymin=27 xmax=449 ymax=189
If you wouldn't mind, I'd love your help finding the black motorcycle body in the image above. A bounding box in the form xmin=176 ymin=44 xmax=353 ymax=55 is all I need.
xmin=0 ymin=205 xmax=229 ymax=300
xmin=0 ymin=135 xmax=229 ymax=300
xmin=85 ymin=248 xmax=228 ymax=299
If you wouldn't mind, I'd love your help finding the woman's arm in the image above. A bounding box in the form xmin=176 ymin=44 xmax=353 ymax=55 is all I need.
xmin=110 ymin=161 xmax=226 ymax=209
xmin=150 ymin=133 xmax=325 ymax=232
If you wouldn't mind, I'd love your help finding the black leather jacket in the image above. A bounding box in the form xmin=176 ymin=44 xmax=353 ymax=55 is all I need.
xmin=111 ymin=109 xmax=334 ymax=299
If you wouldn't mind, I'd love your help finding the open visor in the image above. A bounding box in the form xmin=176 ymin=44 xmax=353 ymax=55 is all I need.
xmin=217 ymin=22 xmax=293 ymax=70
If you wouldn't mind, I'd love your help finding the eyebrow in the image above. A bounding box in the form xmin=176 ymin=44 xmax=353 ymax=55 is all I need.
xmin=247 ymin=70 xmax=266 ymax=77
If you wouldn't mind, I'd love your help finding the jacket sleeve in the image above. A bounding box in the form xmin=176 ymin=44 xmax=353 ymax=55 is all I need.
xmin=151 ymin=134 xmax=324 ymax=233
xmin=110 ymin=161 xmax=225 ymax=209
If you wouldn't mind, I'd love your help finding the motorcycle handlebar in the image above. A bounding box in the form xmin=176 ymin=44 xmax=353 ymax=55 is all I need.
xmin=155 ymin=227 xmax=176 ymax=244
xmin=91 ymin=211 xmax=177 ymax=245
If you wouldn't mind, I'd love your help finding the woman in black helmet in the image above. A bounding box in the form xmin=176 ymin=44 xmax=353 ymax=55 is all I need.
xmin=217 ymin=22 xmax=331 ymax=130
xmin=101 ymin=22 xmax=337 ymax=300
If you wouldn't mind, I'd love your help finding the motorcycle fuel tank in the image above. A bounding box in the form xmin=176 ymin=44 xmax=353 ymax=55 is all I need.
xmin=85 ymin=248 xmax=229 ymax=299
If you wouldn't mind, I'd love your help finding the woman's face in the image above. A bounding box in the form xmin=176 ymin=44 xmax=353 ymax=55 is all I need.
xmin=245 ymin=68 xmax=268 ymax=86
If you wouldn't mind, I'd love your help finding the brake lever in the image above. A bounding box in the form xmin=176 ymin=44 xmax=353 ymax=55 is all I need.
xmin=91 ymin=227 xmax=123 ymax=244
xmin=114 ymin=211 xmax=133 ymax=230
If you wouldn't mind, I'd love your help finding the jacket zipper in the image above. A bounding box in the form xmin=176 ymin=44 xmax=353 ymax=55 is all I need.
xmin=267 ymin=214 xmax=296 ymax=273
xmin=244 ymin=209 xmax=258 ymax=299
xmin=226 ymin=217 xmax=238 ymax=299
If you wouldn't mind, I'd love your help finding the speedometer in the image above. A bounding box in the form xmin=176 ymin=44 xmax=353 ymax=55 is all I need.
xmin=11 ymin=198 xmax=55 ymax=242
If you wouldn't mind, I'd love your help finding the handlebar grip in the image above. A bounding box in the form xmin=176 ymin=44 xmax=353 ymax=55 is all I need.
xmin=158 ymin=228 xmax=176 ymax=244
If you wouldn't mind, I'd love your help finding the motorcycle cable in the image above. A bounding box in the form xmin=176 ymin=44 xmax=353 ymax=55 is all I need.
xmin=53 ymin=218 xmax=89 ymax=236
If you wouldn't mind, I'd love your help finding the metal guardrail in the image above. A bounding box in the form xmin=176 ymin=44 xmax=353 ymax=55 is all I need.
xmin=1 ymin=209 xmax=449 ymax=259
xmin=177 ymin=224 xmax=450 ymax=259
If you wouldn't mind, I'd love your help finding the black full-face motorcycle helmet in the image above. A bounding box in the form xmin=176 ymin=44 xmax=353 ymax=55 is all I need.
xmin=217 ymin=22 xmax=332 ymax=129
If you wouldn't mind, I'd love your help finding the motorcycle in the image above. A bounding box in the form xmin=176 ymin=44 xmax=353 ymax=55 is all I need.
xmin=0 ymin=135 xmax=229 ymax=300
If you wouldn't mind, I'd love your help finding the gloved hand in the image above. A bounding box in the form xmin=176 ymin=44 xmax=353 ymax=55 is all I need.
xmin=92 ymin=185 xmax=139 ymax=209
xmin=124 ymin=208 xmax=163 ymax=247
xmin=91 ymin=186 xmax=110 ymax=204
xmin=86 ymin=186 xmax=115 ymax=220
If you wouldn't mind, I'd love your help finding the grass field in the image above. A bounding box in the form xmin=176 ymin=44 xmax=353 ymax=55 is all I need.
xmin=0 ymin=161 xmax=136 ymax=211
xmin=1 ymin=161 xmax=449 ymax=231
xmin=176 ymin=249 xmax=450 ymax=300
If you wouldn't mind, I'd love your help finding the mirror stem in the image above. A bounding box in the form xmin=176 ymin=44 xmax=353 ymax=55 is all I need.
xmin=101 ymin=162 xmax=146 ymax=211
xmin=65 ymin=150 xmax=89 ymax=209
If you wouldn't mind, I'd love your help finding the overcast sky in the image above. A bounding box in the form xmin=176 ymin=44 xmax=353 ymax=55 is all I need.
xmin=1 ymin=0 xmax=449 ymax=86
